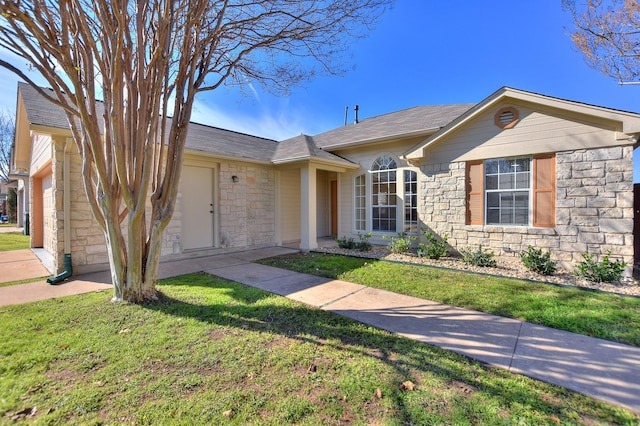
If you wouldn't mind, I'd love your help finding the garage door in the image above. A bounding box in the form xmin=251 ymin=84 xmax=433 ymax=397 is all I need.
xmin=42 ymin=175 xmax=55 ymax=254
xmin=182 ymin=166 xmax=215 ymax=250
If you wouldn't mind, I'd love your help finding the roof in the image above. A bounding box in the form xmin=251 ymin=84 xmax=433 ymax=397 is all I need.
xmin=311 ymin=104 xmax=475 ymax=149
xmin=18 ymin=82 xmax=71 ymax=130
xmin=273 ymin=134 xmax=355 ymax=166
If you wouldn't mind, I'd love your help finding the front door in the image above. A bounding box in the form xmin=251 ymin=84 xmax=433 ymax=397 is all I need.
xmin=182 ymin=166 xmax=215 ymax=250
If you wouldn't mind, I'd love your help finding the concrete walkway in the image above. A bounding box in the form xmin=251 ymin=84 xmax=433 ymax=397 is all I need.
xmin=1 ymin=247 xmax=639 ymax=413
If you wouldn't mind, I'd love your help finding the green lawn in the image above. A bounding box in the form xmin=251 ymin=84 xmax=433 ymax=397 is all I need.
xmin=0 ymin=231 xmax=30 ymax=251
xmin=1 ymin=273 xmax=636 ymax=424
xmin=258 ymin=253 xmax=640 ymax=347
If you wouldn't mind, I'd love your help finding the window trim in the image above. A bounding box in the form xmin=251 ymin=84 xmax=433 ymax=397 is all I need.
xmin=484 ymin=156 xmax=532 ymax=227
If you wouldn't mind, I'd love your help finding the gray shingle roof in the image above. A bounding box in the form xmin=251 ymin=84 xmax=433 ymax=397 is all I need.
xmin=18 ymin=82 xmax=71 ymax=130
xmin=17 ymin=82 xmax=474 ymax=165
xmin=273 ymin=134 xmax=355 ymax=165
xmin=312 ymin=104 xmax=475 ymax=149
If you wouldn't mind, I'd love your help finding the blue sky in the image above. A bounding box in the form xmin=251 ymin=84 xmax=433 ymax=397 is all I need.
xmin=1 ymin=1 xmax=640 ymax=179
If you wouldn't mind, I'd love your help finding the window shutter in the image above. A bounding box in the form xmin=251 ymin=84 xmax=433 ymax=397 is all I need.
xmin=533 ymin=154 xmax=555 ymax=228
xmin=466 ymin=160 xmax=484 ymax=225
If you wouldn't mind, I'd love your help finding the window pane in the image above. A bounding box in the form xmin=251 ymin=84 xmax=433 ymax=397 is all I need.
xmin=516 ymin=158 xmax=530 ymax=172
xmin=498 ymin=159 xmax=513 ymax=173
xmin=515 ymin=192 xmax=529 ymax=208
xmin=516 ymin=172 xmax=530 ymax=189
xmin=486 ymin=175 xmax=498 ymax=190
xmin=485 ymin=159 xmax=499 ymax=174
xmin=487 ymin=208 xmax=499 ymax=224
xmin=498 ymin=174 xmax=514 ymax=189
xmin=487 ymin=192 xmax=500 ymax=208
xmin=500 ymin=192 xmax=514 ymax=207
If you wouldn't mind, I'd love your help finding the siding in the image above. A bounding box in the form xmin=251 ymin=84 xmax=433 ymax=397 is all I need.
xmin=424 ymin=101 xmax=626 ymax=164
xmin=279 ymin=168 xmax=301 ymax=243
xmin=30 ymin=133 xmax=52 ymax=175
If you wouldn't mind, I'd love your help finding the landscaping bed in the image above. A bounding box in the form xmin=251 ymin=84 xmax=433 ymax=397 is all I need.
xmin=316 ymin=245 xmax=640 ymax=297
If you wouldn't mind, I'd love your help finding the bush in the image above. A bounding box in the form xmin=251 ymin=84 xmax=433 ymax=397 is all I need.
xmin=459 ymin=245 xmax=497 ymax=267
xmin=356 ymin=232 xmax=373 ymax=251
xmin=574 ymin=251 xmax=627 ymax=283
xmin=520 ymin=246 xmax=557 ymax=275
xmin=336 ymin=236 xmax=357 ymax=250
xmin=417 ymin=229 xmax=449 ymax=260
xmin=336 ymin=232 xmax=372 ymax=251
xmin=382 ymin=232 xmax=417 ymax=253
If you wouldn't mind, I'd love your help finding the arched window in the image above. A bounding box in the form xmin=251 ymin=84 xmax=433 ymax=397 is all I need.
xmin=371 ymin=156 xmax=397 ymax=231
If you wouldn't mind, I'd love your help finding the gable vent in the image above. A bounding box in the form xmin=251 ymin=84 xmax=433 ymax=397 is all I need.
xmin=494 ymin=106 xmax=519 ymax=129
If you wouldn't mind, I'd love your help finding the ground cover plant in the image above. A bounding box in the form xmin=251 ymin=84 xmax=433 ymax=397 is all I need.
xmin=1 ymin=273 xmax=637 ymax=424
xmin=0 ymin=231 xmax=30 ymax=251
xmin=258 ymin=253 xmax=640 ymax=347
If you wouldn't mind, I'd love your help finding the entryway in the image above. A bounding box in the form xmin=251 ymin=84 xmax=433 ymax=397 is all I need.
xmin=182 ymin=165 xmax=216 ymax=250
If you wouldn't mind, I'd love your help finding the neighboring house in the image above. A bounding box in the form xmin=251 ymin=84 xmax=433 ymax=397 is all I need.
xmin=10 ymin=82 xmax=640 ymax=276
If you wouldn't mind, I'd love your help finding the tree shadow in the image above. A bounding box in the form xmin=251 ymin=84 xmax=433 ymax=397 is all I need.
xmin=145 ymin=273 xmax=630 ymax=423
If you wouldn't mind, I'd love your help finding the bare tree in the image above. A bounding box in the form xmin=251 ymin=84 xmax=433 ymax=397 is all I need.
xmin=0 ymin=0 xmax=390 ymax=302
xmin=564 ymin=0 xmax=640 ymax=83
xmin=0 ymin=110 xmax=14 ymax=183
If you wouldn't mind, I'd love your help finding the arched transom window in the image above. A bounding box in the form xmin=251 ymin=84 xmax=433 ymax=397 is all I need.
xmin=371 ymin=156 xmax=397 ymax=232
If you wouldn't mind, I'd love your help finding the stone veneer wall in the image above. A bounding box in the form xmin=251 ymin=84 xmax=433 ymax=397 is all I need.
xmin=420 ymin=145 xmax=634 ymax=275
xmin=60 ymin=145 xmax=276 ymax=274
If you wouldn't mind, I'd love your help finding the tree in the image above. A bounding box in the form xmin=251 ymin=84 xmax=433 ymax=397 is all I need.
xmin=563 ymin=0 xmax=640 ymax=83
xmin=0 ymin=0 xmax=390 ymax=302
xmin=0 ymin=110 xmax=14 ymax=183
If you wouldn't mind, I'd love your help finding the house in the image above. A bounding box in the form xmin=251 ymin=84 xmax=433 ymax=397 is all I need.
xmin=10 ymin=82 xmax=640 ymax=277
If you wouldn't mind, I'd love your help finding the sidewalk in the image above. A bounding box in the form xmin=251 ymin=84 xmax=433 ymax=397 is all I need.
xmin=1 ymin=246 xmax=639 ymax=413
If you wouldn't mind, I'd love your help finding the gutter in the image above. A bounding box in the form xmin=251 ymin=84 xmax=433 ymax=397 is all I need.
xmin=48 ymin=138 xmax=73 ymax=284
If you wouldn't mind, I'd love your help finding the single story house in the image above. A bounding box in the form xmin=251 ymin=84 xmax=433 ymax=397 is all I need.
xmin=10 ymin=82 xmax=640 ymax=276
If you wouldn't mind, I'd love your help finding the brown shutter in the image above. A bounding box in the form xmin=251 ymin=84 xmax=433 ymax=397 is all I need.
xmin=533 ymin=154 xmax=555 ymax=228
xmin=466 ymin=160 xmax=484 ymax=225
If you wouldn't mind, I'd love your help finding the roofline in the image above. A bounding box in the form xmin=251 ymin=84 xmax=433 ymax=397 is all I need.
xmin=323 ymin=128 xmax=440 ymax=151
xmin=404 ymin=86 xmax=640 ymax=160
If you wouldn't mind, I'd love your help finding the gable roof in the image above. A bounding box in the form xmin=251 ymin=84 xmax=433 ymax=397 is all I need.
xmin=273 ymin=134 xmax=355 ymax=166
xmin=18 ymin=83 xmax=71 ymax=131
xmin=311 ymin=104 xmax=475 ymax=150
xmin=404 ymin=86 xmax=640 ymax=160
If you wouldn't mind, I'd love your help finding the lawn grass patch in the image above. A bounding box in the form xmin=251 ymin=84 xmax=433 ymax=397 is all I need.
xmin=0 ymin=232 xmax=30 ymax=251
xmin=258 ymin=253 xmax=640 ymax=347
xmin=0 ymin=276 xmax=50 ymax=288
xmin=1 ymin=272 xmax=637 ymax=424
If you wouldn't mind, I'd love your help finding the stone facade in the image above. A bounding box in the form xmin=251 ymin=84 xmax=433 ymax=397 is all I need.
xmin=56 ymin=146 xmax=278 ymax=274
xmin=420 ymin=145 xmax=634 ymax=275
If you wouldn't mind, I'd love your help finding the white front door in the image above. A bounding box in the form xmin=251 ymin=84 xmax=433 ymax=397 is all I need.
xmin=182 ymin=166 xmax=215 ymax=250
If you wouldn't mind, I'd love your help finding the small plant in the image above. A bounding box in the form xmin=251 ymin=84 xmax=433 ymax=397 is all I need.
xmin=574 ymin=251 xmax=627 ymax=283
xmin=417 ymin=229 xmax=450 ymax=260
xmin=382 ymin=231 xmax=417 ymax=253
xmin=336 ymin=236 xmax=357 ymax=250
xmin=520 ymin=246 xmax=557 ymax=276
xmin=356 ymin=232 xmax=373 ymax=251
xmin=459 ymin=245 xmax=497 ymax=267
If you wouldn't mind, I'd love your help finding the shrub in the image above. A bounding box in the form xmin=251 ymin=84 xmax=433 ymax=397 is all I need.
xmin=356 ymin=232 xmax=373 ymax=251
xmin=459 ymin=245 xmax=497 ymax=267
xmin=336 ymin=236 xmax=357 ymax=250
xmin=417 ymin=229 xmax=449 ymax=260
xmin=520 ymin=246 xmax=557 ymax=276
xmin=382 ymin=232 xmax=417 ymax=253
xmin=574 ymin=251 xmax=627 ymax=283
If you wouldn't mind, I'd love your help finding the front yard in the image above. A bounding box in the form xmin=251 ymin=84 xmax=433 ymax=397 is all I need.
xmin=1 ymin=273 xmax=637 ymax=424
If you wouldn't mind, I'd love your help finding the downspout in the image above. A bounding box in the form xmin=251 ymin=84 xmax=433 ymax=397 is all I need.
xmin=48 ymin=138 xmax=73 ymax=284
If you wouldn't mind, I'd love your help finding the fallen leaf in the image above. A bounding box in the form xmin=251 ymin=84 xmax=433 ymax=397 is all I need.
xmin=118 ymin=328 xmax=130 ymax=334
xmin=58 ymin=344 xmax=69 ymax=349
xmin=222 ymin=409 xmax=233 ymax=417
xmin=401 ymin=381 xmax=415 ymax=391
xmin=10 ymin=406 xmax=37 ymax=420
xmin=308 ymin=364 xmax=317 ymax=373
xmin=374 ymin=387 xmax=382 ymax=399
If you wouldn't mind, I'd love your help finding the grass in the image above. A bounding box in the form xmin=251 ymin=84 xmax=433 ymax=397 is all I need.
xmin=0 ymin=231 xmax=30 ymax=251
xmin=258 ymin=253 xmax=640 ymax=347
xmin=1 ymin=272 xmax=637 ymax=424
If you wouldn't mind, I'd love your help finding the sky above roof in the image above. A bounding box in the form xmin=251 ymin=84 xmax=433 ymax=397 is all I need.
xmin=1 ymin=1 xmax=639 ymax=179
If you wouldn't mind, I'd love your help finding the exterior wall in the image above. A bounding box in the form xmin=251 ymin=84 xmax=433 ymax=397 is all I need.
xmin=316 ymin=170 xmax=335 ymax=237
xmin=279 ymin=168 xmax=301 ymax=243
xmin=420 ymin=145 xmax=634 ymax=275
xmin=425 ymin=101 xmax=625 ymax=165
xmin=66 ymin=150 xmax=278 ymax=274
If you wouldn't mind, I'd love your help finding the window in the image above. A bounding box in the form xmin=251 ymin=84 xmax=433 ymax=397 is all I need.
xmin=485 ymin=157 xmax=530 ymax=225
xmin=466 ymin=154 xmax=555 ymax=228
xmin=371 ymin=156 xmax=397 ymax=232
xmin=354 ymin=174 xmax=366 ymax=231
xmin=404 ymin=170 xmax=418 ymax=232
